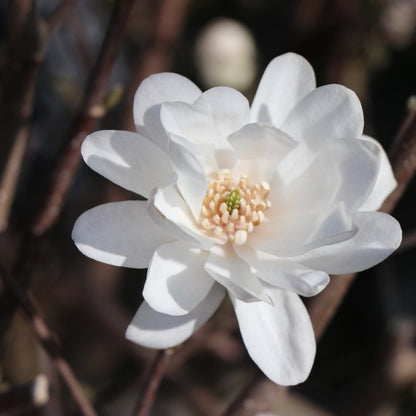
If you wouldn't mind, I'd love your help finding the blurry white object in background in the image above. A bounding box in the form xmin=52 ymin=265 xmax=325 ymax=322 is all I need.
xmin=380 ymin=0 xmax=416 ymax=47
xmin=195 ymin=18 xmax=257 ymax=91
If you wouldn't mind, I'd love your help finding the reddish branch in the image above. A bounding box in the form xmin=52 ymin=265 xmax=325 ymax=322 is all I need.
xmin=46 ymin=0 xmax=76 ymax=32
xmin=0 ymin=263 xmax=98 ymax=416
xmin=0 ymin=0 xmax=41 ymax=231
xmin=0 ymin=2 xmax=134 ymax=409
xmin=380 ymin=96 xmax=416 ymax=214
xmin=133 ymin=350 xmax=171 ymax=416
xmin=32 ymin=0 xmax=135 ymax=236
xmin=0 ymin=0 xmax=76 ymax=232
xmin=220 ymin=97 xmax=416 ymax=416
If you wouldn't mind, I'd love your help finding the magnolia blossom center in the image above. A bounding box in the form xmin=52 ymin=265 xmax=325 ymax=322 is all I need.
xmin=200 ymin=169 xmax=271 ymax=245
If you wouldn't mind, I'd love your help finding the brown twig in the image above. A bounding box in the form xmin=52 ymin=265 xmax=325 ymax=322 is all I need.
xmin=220 ymin=374 xmax=286 ymax=416
xmin=0 ymin=0 xmax=41 ymax=232
xmin=46 ymin=0 xmax=76 ymax=32
xmin=0 ymin=262 xmax=98 ymax=416
xmin=0 ymin=0 xmax=76 ymax=232
xmin=133 ymin=350 xmax=171 ymax=416
xmin=380 ymin=95 xmax=416 ymax=214
xmin=0 ymin=374 xmax=49 ymax=413
xmin=32 ymin=0 xmax=135 ymax=236
xmin=0 ymin=0 xmax=134 ymax=353
xmin=397 ymin=228 xmax=416 ymax=253
xmin=220 ymin=96 xmax=416 ymax=416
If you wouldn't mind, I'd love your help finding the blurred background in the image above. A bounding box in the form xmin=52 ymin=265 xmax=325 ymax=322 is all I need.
xmin=0 ymin=0 xmax=416 ymax=415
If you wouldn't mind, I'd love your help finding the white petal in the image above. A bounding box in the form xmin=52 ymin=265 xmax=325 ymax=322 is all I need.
xmin=228 ymin=123 xmax=297 ymax=183
xmin=72 ymin=201 xmax=173 ymax=268
xmin=249 ymin=202 xmax=356 ymax=257
xmin=204 ymin=244 xmax=270 ymax=303
xmin=168 ymin=139 xmax=208 ymax=220
xmin=251 ymin=53 xmax=316 ymax=126
xmin=234 ymin=245 xmax=329 ymax=297
xmin=359 ymin=135 xmax=397 ymax=211
xmin=326 ymin=138 xmax=380 ymax=211
xmin=133 ymin=73 xmax=202 ymax=149
xmin=148 ymin=182 xmax=224 ymax=249
xmin=81 ymin=130 xmax=174 ymax=198
xmin=161 ymin=86 xmax=250 ymax=170
xmin=126 ymin=283 xmax=225 ymax=349
xmin=281 ymin=84 xmax=364 ymax=143
xmin=143 ymin=241 xmax=215 ymax=316
xmin=162 ymin=103 xmax=219 ymax=174
xmin=270 ymin=137 xmax=380 ymax=216
xmin=293 ymin=211 xmax=402 ymax=274
xmin=231 ymin=287 xmax=316 ymax=386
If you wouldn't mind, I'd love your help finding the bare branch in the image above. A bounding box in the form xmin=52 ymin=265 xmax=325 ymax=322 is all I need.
xmin=0 ymin=0 xmax=76 ymax=232
xmin=133 ymin=350 xmax=171 ymax=416
xmin=32 ymin=0 xmax=136 ymax=236
xmin=0 ymin=262 xmax=98 ymax=416
xmin=46 ymin=0 xmax=77 ymax=32
xmin=0 ymin=0 xmax=42 ymax=231
xmin=380 ymin=95 xmax=416 ymax=214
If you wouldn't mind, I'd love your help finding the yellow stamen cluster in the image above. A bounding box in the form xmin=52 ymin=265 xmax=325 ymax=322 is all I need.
xmin=200 ymin=169 xmax=271 ymax=245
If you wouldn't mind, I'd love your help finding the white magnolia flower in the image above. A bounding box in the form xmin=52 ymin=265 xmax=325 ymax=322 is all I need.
xmin=72 ymin=53 xmax=402 ymax=386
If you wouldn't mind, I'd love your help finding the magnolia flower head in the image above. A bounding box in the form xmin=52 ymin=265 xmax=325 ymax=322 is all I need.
xmin=72 ymin=53 xmax=402 ymax=386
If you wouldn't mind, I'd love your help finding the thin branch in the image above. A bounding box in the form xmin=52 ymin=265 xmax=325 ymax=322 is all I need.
xmin=46 ymin=0 xmax=76 ymax=32
xmin=397 ymin=228 xmax=416 ymax=253
xmin=0 ymin=0 xmax=76 ymax=232
xmin=0 ymin=0 xmax=41 ymax=232
xmin=220 ymin=95 xmax=416 ymax=416
xmin=0 ymin=262 xmax=98 ymax=416
xmin=220 ymin=374 xmax=285 ymax=416
xmin=380 ymin=95 xmax=416 ymax=214
xmin=32 ymin=0 xmax=136 ymax=236
xmin=133 ymin=350 xmax=171 ymax=416
xmin=0 ymin=0 xmax=135 ymax=348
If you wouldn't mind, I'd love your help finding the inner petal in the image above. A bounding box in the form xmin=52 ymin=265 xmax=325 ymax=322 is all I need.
xmin=199 ymin=169 xmax=271 ymax=246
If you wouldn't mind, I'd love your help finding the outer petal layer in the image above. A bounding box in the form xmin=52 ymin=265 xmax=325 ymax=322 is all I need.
xmin=281 ymin=84 xmax=364 ymax=143
xmin=161 ymin=86 xmax=250 ymax=171
xmin=168 ymin=139 xmax=208 ymax=220
xmin=126 ymin=283 xmax=226 ymax=349
xmin=359 ymin=135 xmax=397 ymax=211
xmin=248 ymin=202 xmax=356 ymax=257
xmin=228 ymin=123 xmax=297 ymax=183
xmin=133 ymin=73 xmax=202 ymax=149
xmin=81 ymin=130 xmax=174 ymax=198
xmin=143 ymin=241 xmax=215 ymax=316
xmin=293 ymin=211 xmax=402 ymax=274
xmin=72 ymin=201 xmax=173 ymax=268
xmin=251 ymin=53 xmax=316 ymax=126
xmin=231 ymin=286 xmax=316 ymax=386
xmin=205 ymin=245 xmax=270 ymax=303
xmin=234 ymin=245 xmax=329 ymax=297
xmin=269 ymin=137 xmax=380 ymax=219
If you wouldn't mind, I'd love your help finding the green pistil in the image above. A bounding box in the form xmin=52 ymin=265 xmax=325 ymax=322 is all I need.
xmin=226 ymin=189 xmax=241 ymax=214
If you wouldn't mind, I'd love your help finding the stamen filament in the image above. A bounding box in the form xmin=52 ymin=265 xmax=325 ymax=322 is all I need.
xmin=200 ymin=170 xmax=271 ymax=246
